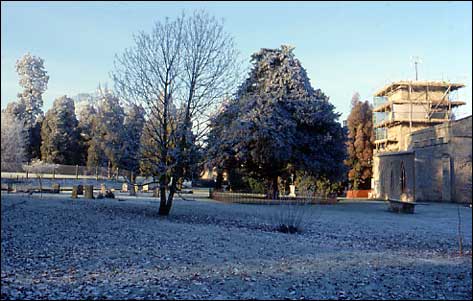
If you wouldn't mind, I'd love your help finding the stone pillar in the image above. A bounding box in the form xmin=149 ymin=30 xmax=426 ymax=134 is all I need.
xmin=71 ymin=186 xmax=78 ymax=198
xmin=84 ymin=185 xmax=94 ymax=199
xmin=289 ymin=185 xmax=296 ymax=197
xmin=100 ymin=183 xmax=106 ymax=195
xmin=52 ymin=183 xmax=60 ymax=193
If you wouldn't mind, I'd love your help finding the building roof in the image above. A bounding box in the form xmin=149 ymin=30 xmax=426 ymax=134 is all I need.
xmin=374 ymin=81 xmax=465 ymax=97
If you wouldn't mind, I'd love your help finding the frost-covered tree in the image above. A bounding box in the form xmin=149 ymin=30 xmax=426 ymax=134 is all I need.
xmin=344 ymin=93 xmax=374 ymax=190
xmin=120 ymin=104 xmax=145 ymax=184
xmin=76 ymin=103 xmax=97 ymax=165
xmin=1 ymin=111 xmax=27 ymax=165
xmin=208 ymin=45 xmax=347 ymax=199
xmin=40 ymin=96 xmax=81 ymax=165
xmin=112 ymin=11 xmax=238 ymax=215
xmin=86 ymin=88 xmax=125 ymax=171
xmin=15 ymin=53 xmax=49 ymax=160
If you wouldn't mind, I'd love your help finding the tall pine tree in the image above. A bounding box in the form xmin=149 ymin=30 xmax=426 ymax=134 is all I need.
xmin=77 ymin=103 xmax=97 ymax=165
xmin=15 ymin=53 xmax=49 ymax=160
xmin=86 ymin=89 xmax=125 ymax=171
xmin=40 ymin=96 xmax=81 ymax=165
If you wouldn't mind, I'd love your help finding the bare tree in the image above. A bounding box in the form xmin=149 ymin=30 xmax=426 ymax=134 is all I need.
xmin=112 ymin=11 xmax=239 ymax=215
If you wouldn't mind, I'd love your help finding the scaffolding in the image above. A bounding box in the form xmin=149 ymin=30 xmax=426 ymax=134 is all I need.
xmin=372 ymin=81 xmax=466 ymax=151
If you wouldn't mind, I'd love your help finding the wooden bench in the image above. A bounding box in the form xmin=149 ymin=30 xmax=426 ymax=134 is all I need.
xmin=388 ymin=199 xmax=417 ymax=214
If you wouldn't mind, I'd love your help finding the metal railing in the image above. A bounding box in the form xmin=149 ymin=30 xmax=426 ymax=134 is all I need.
xmin=1 ymin=162 xmax=133 ymax=181
xmin=209 ymin=190 xmax=338 ymax=204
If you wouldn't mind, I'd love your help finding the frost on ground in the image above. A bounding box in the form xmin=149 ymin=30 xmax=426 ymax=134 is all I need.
xmin=1 ymin=193 xmax=472 ymax=300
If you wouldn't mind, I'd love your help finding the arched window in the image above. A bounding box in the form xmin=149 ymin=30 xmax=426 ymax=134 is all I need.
xmin=400 ymin=161 xmax=407 ymax=193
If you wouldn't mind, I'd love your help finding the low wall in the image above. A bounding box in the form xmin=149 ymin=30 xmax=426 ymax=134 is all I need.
xmin=346 ymin=190 xmax=371 ymax=198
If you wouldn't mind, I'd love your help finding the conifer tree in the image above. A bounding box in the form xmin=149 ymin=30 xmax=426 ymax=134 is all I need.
xmin=40 ymin=96 xmax=81 ymax=164
xmin=344 ymin=93 xmax=375 ymax=190
xmin=15 ymin=53 xmax=49 ymax=160
xmin=208 ymin=45 xmax=347 ymax=199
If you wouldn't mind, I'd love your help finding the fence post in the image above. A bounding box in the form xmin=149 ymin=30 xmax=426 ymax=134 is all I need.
xmin=53 ymin=168 xmax=56 ymax=180
xmin=117 ymin=167 xmax=119 ymax=180
xmin=95 ymin=166 xmax=98 ymax=181
xmin=26 ymin=170 xmax=28 ymax=180
xmin=75 ymin=165 xmax=79 ymax=179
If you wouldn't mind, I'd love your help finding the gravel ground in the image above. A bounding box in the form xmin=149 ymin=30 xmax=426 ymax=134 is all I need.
xmin=1 ymin=193 xmax=471 ymax=300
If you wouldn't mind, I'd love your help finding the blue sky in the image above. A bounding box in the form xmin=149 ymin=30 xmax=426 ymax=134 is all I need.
xmin=2 ymin=1 xmax=472 ymax=120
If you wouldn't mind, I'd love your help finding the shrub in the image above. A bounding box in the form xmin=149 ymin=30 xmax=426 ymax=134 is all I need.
xmin=295 ymin=172 xmax=346 ymax=199
xmin=269 ymin=199 xmax=311 ymax=234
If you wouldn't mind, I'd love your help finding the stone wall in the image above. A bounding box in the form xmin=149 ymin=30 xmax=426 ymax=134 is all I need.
xmin=373 ymin=116 xmax=472 ymax=203
xmin=376 ymin=151 xmax=415 ymax=201
xmin=410 ymin=116 xmax=472 ymax=203
xmin=450 ymin=117 xmax=472 ymax=203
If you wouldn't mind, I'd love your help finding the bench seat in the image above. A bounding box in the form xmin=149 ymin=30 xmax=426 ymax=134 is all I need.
xmin=388 ymin=199 xmax=417 ymax=214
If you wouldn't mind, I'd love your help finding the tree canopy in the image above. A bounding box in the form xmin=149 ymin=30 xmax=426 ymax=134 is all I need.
xmin=207 ymin=45 xmax=347 ymax=198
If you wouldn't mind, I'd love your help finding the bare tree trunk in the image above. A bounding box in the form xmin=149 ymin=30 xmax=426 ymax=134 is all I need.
xmin=216 ymin=171 xmax=223 ymax=190
xmin=128 ymin=173 xmax=136 ymax=196
xmin=266 ymin=176 xmax=279 ymax=200
xmin=164 ymin=179 xmax=177 ymax=215
xmin=158 ymin=175 xmax=177 ymax=216
xmin=159 ymin=175 xmax=168 ymax=215
xmin=129 ymin=183 xmax=136 ymax=196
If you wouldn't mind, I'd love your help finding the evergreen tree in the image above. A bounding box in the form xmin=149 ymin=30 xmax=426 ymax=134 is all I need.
xmin=208 ymin=45 xmax=346 ymax=198
xmin=40 ymin=96 xmax=81 ymax=164
xmin=15 ymin=53 xmax=49 ymax=160
xmin=77 ymin=103 xmax=97 ymax=165
xmin=86 ymin=89 xmax=125 ymax=170
xmin=344 ymin=93 xmax=375 ymax=190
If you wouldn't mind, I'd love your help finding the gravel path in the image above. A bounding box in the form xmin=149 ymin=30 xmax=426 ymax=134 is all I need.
xmin=1 ymin=193 xmax=471 ymax=300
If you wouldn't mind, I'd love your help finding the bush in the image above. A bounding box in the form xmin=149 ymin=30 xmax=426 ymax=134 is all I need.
xmin=227 ymin=168 xmax=265 ymax=193
xmin=105 ymin=190 xmax=115 ymax=198
xmin=246 ymin=177 xmax=266 ymax=194
xmin=295 ymin=172 xmax=346 ymax=198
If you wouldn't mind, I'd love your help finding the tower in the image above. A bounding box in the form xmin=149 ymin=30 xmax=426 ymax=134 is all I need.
xmin=371 ymin=80 xmax=466 ymax=199
xmin=372 ymin=80 xmax=465 ymax=152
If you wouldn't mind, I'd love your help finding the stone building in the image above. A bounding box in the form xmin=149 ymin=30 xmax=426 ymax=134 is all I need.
xmin=372 ymin=80 xmax=472 ymax=203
